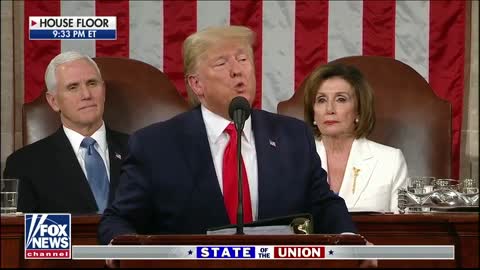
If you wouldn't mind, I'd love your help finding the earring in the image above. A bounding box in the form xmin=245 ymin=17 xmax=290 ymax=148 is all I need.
xmin=313 ymin=121 xmax=317 ymax=125
xmin=354 ymin=118 xmax=359 ymax=124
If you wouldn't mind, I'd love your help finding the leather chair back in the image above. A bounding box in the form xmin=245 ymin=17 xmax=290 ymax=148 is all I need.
xmin=277 ymin=56 xmax=451 ymax=178
xmin=23 ymin=57 xmax=190 ymax=145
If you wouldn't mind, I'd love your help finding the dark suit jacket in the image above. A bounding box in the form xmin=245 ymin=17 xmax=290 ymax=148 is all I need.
xmin=3 ymin=127 xmax=129 ymax=214
xmin=98 ymin=107 xmax=356 ymax=244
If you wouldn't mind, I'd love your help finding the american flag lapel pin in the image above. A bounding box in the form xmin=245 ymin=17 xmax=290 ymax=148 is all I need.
xmin=269 ymin=139 xmax=276 ymax=147
xmin=115 ymin=153 xmax=122 ymax=160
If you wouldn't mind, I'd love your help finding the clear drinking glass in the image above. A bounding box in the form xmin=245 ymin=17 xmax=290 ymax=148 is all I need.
xmin=407 ymin=176 xmax=424 ymax=212
xmin=460 ymin=178 xmax=479 ymax=194
xmin=1 ymin=179 xmax=19 ymax=215
xmin=434 ymin=179 xmax=458 ymax=191
xmin=421 ymin=176 xmax=436 ymax=194
xmin=408 ymin=176 xmax=425 ymax=194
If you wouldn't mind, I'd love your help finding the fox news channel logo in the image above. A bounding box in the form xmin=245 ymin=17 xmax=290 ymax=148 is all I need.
xmin=24 ymin=214 xmax=71 ymax=259
xmin=29 ymin=16 xmax=116 ymax=40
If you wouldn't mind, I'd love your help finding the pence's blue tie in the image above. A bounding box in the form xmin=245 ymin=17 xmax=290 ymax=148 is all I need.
xmin=80 ymin=137 xmax=109 ymax=213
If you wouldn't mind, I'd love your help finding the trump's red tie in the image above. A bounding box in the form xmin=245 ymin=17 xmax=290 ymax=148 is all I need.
xmin=223 ymin=123 xmax=253 ymax=224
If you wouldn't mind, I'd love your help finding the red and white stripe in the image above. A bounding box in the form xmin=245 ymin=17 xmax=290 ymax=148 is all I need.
xmin=23 ymin=0 xmax=466 ymax=178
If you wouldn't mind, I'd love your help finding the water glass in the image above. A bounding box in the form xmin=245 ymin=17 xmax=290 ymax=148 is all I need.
xmin=421 ymin=176 xmax=436 ymax=194
xmin=1 ymin=179 xmax=19 ymax=215
xmin=408 ymin=176 xmax=425 ymax=194
xmin=434 ymin=178 xmax=458 ymax=191
xmin=461 ymin=178 xmax=479 ymax=194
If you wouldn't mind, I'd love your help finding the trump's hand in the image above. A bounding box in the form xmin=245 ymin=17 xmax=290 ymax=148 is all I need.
xmin=105 ymin=258 xmax=119 ymax=268
xmin=105 ymin=239 xmax=119 ymax=268
xmin=359 ymin=241 xmax=378 ymax=268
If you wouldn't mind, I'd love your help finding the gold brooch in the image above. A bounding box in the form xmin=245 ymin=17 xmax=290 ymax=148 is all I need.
xmin=352 ymin=167 xmax=361 ymax=194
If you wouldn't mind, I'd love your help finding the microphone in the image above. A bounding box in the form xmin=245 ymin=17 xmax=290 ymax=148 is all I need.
xmin=228 ymin=96 xmax=251 ymax=132
xmin=228 ymin=96 xmax=251 ymax=235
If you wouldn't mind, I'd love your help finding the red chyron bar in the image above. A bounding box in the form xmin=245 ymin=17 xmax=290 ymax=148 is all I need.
xmin=274 ymin=246 xmax=325 ymax=259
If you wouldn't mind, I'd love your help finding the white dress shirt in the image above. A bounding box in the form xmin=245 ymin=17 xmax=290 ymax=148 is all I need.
xmin=201 ymin=105 xmax=259 ymax=221
xmin=63 ymin=122 xmax=110 ymax=181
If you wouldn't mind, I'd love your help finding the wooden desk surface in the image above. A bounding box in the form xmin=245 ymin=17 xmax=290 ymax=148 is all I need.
xmin=352 ymin=212 xmax=479 ymax=268
xmin=1 ymin=213 xmax=478 ymax=268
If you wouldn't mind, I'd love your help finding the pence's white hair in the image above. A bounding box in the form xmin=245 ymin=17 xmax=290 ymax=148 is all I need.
xmin=44 ymin=51 xmax=101 ymax=92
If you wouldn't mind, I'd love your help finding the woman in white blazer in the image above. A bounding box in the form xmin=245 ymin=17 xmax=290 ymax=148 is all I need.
xmin=303 ymin=63 xmax=407 ymax=213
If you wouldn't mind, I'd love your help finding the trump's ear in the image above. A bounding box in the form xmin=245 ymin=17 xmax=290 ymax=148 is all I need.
xmin=45 ymin=91 xmax=60 ymax=112
xmin=187 ymin=74 xmax=204 ymax=98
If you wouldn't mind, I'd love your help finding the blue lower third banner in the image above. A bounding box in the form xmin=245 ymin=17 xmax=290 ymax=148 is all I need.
xmin=71 ymin=245 xmax=454 ymax=260
xmin=29 ymin=29 xmax=116 ymax=40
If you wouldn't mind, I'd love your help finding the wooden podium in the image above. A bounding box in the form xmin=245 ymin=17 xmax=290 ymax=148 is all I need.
xmin=111 ymin=234 xmax=366 ymax=268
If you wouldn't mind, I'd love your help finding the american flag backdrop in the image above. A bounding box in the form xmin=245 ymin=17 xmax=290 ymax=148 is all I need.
xmin=23 ymin=0 xmax=466 ymax=178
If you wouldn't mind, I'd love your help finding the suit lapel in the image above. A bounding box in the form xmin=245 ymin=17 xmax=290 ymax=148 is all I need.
xmin=106 ymin=128 xmax=124 ymax=203
xmin=315 ymin=139 xmax=327 ymax=172
xmin=50 ymin=128 xmax=98 ymax=211
xmin=339 ymin=138 xmax=378 ymax=209
xmin=251 ymin=110 xmax=280 ymax=219
xmin=183 ymin=108 xmax=230 ymax=225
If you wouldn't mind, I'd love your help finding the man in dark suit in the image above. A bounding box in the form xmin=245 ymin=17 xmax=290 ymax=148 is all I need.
xmin=98 ymin=25 xmax=356 ymax=244
xmin=3 ymin=51 xmax=128 ymax=214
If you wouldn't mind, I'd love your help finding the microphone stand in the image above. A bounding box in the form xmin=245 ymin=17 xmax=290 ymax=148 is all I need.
xmin=234 ymin=110 xmax=245 ymax=235
xmin=236 ymin=129 xmax=244 ymax=235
